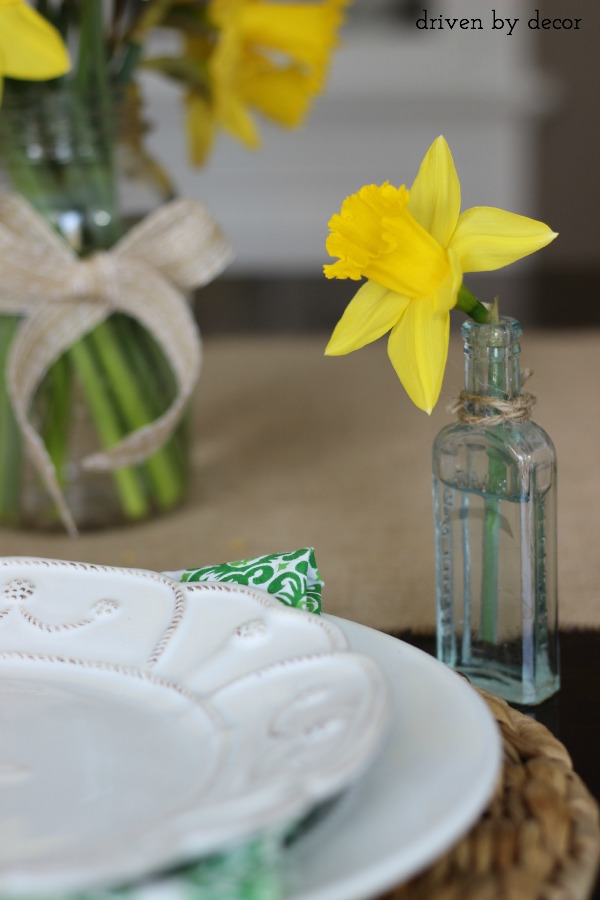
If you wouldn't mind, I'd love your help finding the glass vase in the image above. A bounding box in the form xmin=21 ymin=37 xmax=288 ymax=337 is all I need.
xmin=432 ymin=317 xmax=559 ymax=705
xmin=0 ymin=83 xmax=189 ymax=531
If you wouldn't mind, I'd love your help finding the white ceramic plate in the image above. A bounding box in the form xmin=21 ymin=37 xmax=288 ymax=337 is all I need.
xmin=286 ymin=617 xmax=502 ymax=900
xmin=0 ymin=559 xmax=390 ymax=896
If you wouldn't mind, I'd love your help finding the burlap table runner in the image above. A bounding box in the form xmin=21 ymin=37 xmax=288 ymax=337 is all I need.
xmin=1 ymin=330 xmax=598 ymax=633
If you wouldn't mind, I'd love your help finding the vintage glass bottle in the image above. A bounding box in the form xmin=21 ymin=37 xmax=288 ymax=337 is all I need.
xmin=432 ymin=317 xmax=559 ymax=705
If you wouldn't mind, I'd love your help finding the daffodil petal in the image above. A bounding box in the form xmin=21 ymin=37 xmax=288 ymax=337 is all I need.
xmin=239 ymin=0 xmax=348 ymax=71
xmin=185 ymin=92 xmax=216 ymax=166
xmin=205 ymin=0 xmax=348 ymax=154
xmin=325 ymin=280 xmax=409 ymax=356
xmin=408 ymin=135 xmax=461 ymax=249
xmin=218 ymin=92 xmax=261 ymax=148
xmin=451 ymin=206 xmax=558 ymax=273
xmin=0 ymin=0 xmax=69 ymax=79
xmin=387 ymin=298 xmax=450 ymax=414
xmin=434 ymin=246 xmax=463 ymax=314
xmin=240 ymin=57 xmax=314 ymax=127
xmin=385 ymin=250 xmax=460 ymax=412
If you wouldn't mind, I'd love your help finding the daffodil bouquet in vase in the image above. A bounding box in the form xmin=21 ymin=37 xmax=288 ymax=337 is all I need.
xmin=0 ymin=0 xmax=348 ymax=534
xmin=324 ymin=136 xmax=560 ymax=705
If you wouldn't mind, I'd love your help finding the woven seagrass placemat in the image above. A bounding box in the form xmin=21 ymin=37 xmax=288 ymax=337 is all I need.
xmin=383 ymin=688 xmax=600 ymax=900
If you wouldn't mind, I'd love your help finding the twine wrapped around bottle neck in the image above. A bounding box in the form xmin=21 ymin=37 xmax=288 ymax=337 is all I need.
xmin=449 ymin=369 xmax=536 ymax=425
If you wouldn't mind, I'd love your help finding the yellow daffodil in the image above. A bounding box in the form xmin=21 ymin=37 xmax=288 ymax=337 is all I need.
xmin=185 ymin=0 xmax=349 ymax=164
xmin=324 ymin=136 xmax=557 ymax=413
xmin=0 ymin=0 xmax=69 ymax=98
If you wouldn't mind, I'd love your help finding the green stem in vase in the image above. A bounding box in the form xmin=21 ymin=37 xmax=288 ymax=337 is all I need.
xmin=40 ymin=354 xmax=72 ymax=487
xmin=480 ymin=358 xmax=507 ymax=645
xmin=0 ymin=316 xmax=23 ymax=523
xmin=70 ymin=0 xmax=122 ymax=251
xmin=481 ymin=493 xmax=501 ymax=643
xmin=117 ymin=317 xmax=189 ymax=477
xmin=68 ymin=336 xmax=150 ymax=521
xmin=87 ymin=319 xmax=186 ymax=509
xmin=0 ymin=95 xmax=61 ymax=219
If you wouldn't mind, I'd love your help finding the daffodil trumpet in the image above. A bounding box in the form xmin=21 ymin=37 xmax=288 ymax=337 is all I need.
xmin=324 ymin=136 xmax=557 ymax=413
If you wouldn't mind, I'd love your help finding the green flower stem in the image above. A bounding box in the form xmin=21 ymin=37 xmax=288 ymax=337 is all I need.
xmin=58 ymin=99 xmax=121 ymax=251
xmin=41 ymin=354 xmax=72 ymax=486
xmin=455 ymin=285 xmax=492 ymax=324
xmin=481 ymin=492 xmax=501 ymax=643
xmin=458 ymin=282 xmax=503 ymax=644
xmin=126 ymin=322 xmax=189 ymax=484
xmin=68 ymin=336 xmax=150 ymax=521
xmin=139 ymin=332 xmax=189 ymax=478
xmin=86 ymin=320 xmax=185 ymax=509
xmin=119 ymin=316 xmax=186 ymax=458
xmin=119 ymin=318 xmax=189 ymax=478
xmin=480 ymin=377 xmax=506 ymax=646
xmin=0 ymin=316 xmax=22 ymax=523
xmin=0 ymin=125 xmax=59 ymax=217
xmin=114 ymin=42 xmax=143 ymax=86
xmin=75 ymin=0 xmax=109 ymax=97
xmin=66 ymin=1 xmax=121 ymax=250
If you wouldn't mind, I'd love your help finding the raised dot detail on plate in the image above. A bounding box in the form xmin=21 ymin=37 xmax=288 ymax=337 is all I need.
xmin=2 ymin=580 xmax=36 ymax=604
xmin=234 ymin=618 xmax=267 ymax=640
xmin=92 ymin=599 xmax=119 ymax=617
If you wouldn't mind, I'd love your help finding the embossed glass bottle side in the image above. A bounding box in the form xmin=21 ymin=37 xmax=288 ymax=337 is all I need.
xmin=432 ymin=318 xmax=559 ymax=705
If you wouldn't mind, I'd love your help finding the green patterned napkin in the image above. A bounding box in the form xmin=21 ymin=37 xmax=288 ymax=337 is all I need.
xmin=66 ymin=548 xmax=324 ymax=900
xmin=176 ymin=547 xmax=323 ymax=614
xmin=77 ymin=833 xmax=285 ymax=900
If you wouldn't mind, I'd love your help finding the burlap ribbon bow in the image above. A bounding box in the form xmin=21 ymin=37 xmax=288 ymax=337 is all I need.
xmin=0 ymin=193 xmax=233 ymax=536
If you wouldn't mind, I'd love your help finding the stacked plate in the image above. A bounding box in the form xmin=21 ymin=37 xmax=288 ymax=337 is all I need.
xmin=0 ymin=557 xmax=501 ymax=899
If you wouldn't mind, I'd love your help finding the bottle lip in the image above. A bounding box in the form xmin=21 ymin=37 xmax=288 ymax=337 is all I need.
xmin=462 ymin=316 xmax=522 ymax=348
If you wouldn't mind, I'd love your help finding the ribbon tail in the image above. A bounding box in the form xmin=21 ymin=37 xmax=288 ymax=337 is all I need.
xmin=81 ymin=270 xmax=202 ymax=471
xmin=7 ymin=302 xmax=109 ymax=536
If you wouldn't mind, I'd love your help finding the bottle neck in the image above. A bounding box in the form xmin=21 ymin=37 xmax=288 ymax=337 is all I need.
xmin=463 ymin=318 xmax=522 ymax=412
